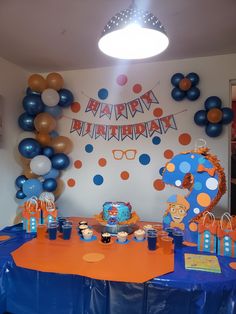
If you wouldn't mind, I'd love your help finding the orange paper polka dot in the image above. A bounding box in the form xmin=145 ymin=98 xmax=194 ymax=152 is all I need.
xmin=153 ymin=179 xmax=165 ymax=191
xmin=120 ymin=171 xmax=130 ymax=180
xmin=166 ymin=163 xmax=175 ymax=172
xmin=197 ymin=193 xmax=211 ymax=207
xmin=71 ymin=102 xmax=81 ymax=113
xmin=67 ymin=178 xmax=76 ymax=187
xmin=229 ymin=262 xmax=236 ymax=270
xmin=74 ymin=160 xmax=82 ymax=169
xmin=153 ymin=108 xmax=163 ymax=118
xmin=164 ymin=149 xmax=174 ymax=159
xmin=179 ymin=133 xmax=191 ymax=145
xmin=0 ymin=235 xmax=10 ymax=241
xmin=189 ymin=222 xmax=198 ymax=232
xmin=98 ymin=158 xmax=107 ymax=167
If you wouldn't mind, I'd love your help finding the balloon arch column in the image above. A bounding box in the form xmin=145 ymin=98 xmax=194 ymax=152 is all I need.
xmin=15 ymin=73 xmax=74 ymax=224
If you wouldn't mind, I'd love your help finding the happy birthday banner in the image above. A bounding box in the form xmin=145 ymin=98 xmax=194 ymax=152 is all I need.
xmin=84 ymin=90 xmax=159 ymax=120
xmin=69 ymin=114 xmax=177 ymax=141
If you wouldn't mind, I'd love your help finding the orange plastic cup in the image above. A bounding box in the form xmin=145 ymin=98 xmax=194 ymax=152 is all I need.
xmin=157 ymin=231 xmax=168 ymax=247
xmin=161 ymin=236 xmax=173 ymax=254
xmin=37 ymin=224 xmax=46 ymax=240
xmin=153 ymin=223 xmax=163 ymax=232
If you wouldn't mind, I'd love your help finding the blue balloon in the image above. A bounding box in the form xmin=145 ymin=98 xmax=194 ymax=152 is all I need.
xmin=186 ymin=72 xmax=200 ymax=86
xmin=51 ymin=153 xmax=70 ymax=170
xmin=186 ymin=87 xmax=200 ymax=101
xmin=50 ymin=130 xmax=59 ymax=138
xmin=221 ymin=107 xmax=234 ymax=124
xmin=18 ymin=112 xmax=35 ymax=131
xmin=16 ymin=189 xmax=26 ymax=199
xmin=43 ymin=178 xmax=57 ymax=192
xmin=171 ymin=87 xmax=185 ymax=101
xmin=15 ymin=175 xmax=28 ymax=188
xmin=171 ymin=73 xmax=184 ymax=87
xmin=205 ymin=123 xmax=223 ymax=137
xmin=26 ymin=87 xmax=40 ymax=96
xmin=204 ymin=96 xmax=222 ymax=111
xmin=23 ymin=95 xmax=44 ymax=116
xmin=44 ymin=105 xmax=63 ymax=119
xmin=58 ymin=89 xmax=74 ymax=107
xmin=22 ymin=178 xmax=43 ymax=197
xmin=18 ymin=138 xmax=41 ymax=158
xmin=194 ymin=110 xmax=208 ymax=126
xmin=43 ymin=168 xmax=60 ymax=179
xmin=42 ymin=146 xmax=55 ymax=158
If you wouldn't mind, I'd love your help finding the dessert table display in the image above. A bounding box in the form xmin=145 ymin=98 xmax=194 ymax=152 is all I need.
xmin=0 ymin=219 xmax=236 ymax=314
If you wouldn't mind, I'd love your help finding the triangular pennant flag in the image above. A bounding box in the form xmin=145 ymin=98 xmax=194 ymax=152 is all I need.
xmin=70 ymin=119 xmax=84 ymax=135
xmin=160 ymin=115 xmax=177 ymax=133
xmin=82 ymin=121 xmax=94 ymax=138
xmin=127 ymin=98 xmax=144 ymax=117
xmin=99 ymin=103 xmax=113 ymax=119
xmin=107 ymin=125 xmax=120 ymax=141
xmin=85 ymin=98 xmax=100 ymax=116
xmin=140 ymin=90 xmax=159 ymax=110
xmin=114 ymin=103 xmax=128 ymax=120
xmin=94 ymin=124 xmax=107 ymax=140
xmin=121 ymin=125 xmax=134 ymax=141
xmin=134 ymin=123 xmax=148 ymax=139
xmin=147 ymin=119 xmax=162 ymax=137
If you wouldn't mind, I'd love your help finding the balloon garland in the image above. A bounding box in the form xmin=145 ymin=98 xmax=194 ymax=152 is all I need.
xmin=194 ymin=96 xmax=234 ymax=137
xmin=171 ymin=72 xmax=200 ymax=101
xmin=15 ymin=73 xmax=74 ymax=204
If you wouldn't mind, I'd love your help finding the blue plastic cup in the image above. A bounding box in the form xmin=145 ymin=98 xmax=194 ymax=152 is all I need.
xmin=62 ymin=224 xmax=72 ymax=240
xmin=165 ymin=227 xmax=175 ymax=238
xmin=58 ymin=218 xmax=67 ymax=233
xmin=48 ymin=224 xmax=57 ymax=240
xmin=147 ymin=230 xmax=157 ymax=250
xmin=173 ymin=230 xmax=184 ymax=249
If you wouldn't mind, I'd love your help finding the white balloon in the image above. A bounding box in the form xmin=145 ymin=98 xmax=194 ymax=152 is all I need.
xmin=41 ymin=88 xmax=60 ymax=107
xmin=30 ymin=155 xmax=52 ymax=175
xmin=39 ymin=192 xmax=55 ymax=202
xmin=16 ymin=131 xmax=36 ymax=145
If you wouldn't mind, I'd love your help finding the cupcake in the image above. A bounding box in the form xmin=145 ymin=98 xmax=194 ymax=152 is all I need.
xmin=78 ymin=220 xmax=88 ymax=226
xmin=101 ymin=232 xmax=111 ymax=243
xmin=117 ymin=231 xmax=128 ymax=243
xmin=78 ymin=224 xmax=88 ymax=234
xmin=82 ymin=228 xmax=93 ymax=240
xmin=143 ymin=224 xmax=153 ymax=233
xmin=134 ymin=229 xmax=145 ymax=241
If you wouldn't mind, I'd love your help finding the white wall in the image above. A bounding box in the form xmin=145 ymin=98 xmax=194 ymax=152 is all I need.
xmin=0 ymin=57 xmax=29 ymax=228
xmin=1 ymin=53 xmax=236 ymax=228
xmin=47 ymin=53 xmax=236 ymax=222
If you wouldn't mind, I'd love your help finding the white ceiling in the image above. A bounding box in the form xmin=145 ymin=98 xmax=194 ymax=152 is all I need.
xmin=0 ymin=0 xmax=236 ymax=73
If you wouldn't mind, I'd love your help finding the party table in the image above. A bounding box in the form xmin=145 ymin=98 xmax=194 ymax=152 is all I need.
xmin=1 ymin=221 xmax=236 ymax=314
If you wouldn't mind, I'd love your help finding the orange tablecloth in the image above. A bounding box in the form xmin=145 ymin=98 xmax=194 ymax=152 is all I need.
xmin=12 ymin=218 xmax=174 ymax=283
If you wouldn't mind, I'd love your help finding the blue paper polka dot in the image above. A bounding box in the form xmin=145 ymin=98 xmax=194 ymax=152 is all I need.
xmin=85 ymin=144 xmax=93 ymax=153
xmin=179 ymin=161 xmax=191 ymax=173
xmin=198 ymin=157 xmax=205 ymax=164
xmin=98 ymin=88 xmax=108 ymax=100
xmin=93 ymin=175 xmax=104 ymax=185
xmin=152 ymin=136 xmax=161 ymax=145
xmin=194 ymin=181 xmax=202 ymax=190
xmin=159 ymin=167 xmax=165 ymax=176
xmin=139 ymin=154 xmax=151 ymax=165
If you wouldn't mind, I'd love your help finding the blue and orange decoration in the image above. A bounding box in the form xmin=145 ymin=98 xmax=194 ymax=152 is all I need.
xmin=194 ymin=96 xmax=234 ymax=137
xmin=171 ymin=72 xmax=200 ymax=101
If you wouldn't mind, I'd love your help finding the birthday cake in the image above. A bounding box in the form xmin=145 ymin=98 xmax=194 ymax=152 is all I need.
xmin=94 ymin=201 xmax=139 ymax=227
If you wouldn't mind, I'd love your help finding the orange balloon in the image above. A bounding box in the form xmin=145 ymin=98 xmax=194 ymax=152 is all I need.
xmin=51 ymin=136 xmax=73 ymax=154
xmin=28 ymin=74 xmax=47 ymax=93
xmin=23 ymin=167 xmax=39 ymax=179
xmin=34 ymin=113 xmax=57 ymax=133
xmin=54 ymin=178 xmax=65 ymax=199
xmin=36 ymin=132 xmax=52 ymax=146
xmin=20 ymin=156 xmax=31 ymax=168
xmin=179 ymin=78 xmax=192 ymax=91
xmin=46 ymin=73 xmax=64 ymax=91
xmin=207 ymin=108 xmax=222 ymax=123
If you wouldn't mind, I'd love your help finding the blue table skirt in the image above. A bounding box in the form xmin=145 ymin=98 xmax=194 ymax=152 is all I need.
xmin=1 ymin=224 xmax=236 ymax=314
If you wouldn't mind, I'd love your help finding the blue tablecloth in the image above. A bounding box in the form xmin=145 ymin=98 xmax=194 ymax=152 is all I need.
xmin=1 ymin=224 xmax=236 ymax=314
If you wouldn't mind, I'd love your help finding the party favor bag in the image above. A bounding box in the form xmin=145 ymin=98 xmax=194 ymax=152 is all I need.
xmin=22 ymin=196 xmax=40 ymax=233
xmin=217 ymin=212 xmax=236 ymax=257
xmin=197 ymin=211 xmax=218 ymax=253
xmin=40 ymin=198 xmax=57 ymax=225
